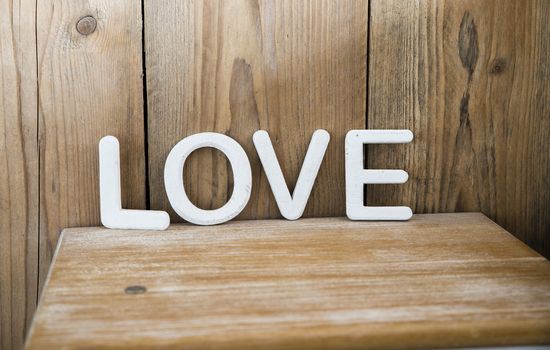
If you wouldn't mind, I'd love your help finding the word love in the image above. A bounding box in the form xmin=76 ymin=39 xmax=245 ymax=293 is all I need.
xmin=99 ymin=129 xmax=413 ymax=230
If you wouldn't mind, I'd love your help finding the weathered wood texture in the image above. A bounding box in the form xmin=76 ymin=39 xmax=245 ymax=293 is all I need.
xmin=0 ymin=1 xmax=39 ymax=349
xmin=37 ymin=0 xmax=147 ymax=293
xmin=144 ymin=0 xmax=367 ymax=220
xmin=26 ymin=213 xmax=550 ymax=349
xmin=368 ymin=0 xmax=550 ymax=258
xmin=3 ymin=1 xmax=550 ymax=349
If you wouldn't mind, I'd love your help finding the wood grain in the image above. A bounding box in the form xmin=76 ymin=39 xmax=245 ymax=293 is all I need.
xmin=144 ymin=0 xmax=367 ymax=220
xmin=0 ymin=0 xmax=39 ymax=349
xmin=367 ymin=0 xmax=550 ymax=258
xmin=26 ymin=213 xmax=550 ymax=349
xmin=37 ymin=0 xmax=147 ymax=293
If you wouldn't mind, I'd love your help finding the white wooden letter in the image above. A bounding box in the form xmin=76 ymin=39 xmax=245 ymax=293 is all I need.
xmin=164 ymin=132 xmax=252 ymax=225
xmin=253 ymin=129 xmax=330 ymax=220
xmin=345 ymin=130 xmax=413 ymax=220
xmin=99 ymin=136 xmax=170 ymax=230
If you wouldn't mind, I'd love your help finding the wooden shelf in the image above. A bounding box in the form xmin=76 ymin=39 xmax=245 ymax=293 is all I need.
xmin=26 ymin=213 xmax=550 ymax=349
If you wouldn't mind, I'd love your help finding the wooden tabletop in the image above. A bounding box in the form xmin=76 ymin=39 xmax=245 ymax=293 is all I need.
xmin=26 ymin=213 xmax=550 ymax=349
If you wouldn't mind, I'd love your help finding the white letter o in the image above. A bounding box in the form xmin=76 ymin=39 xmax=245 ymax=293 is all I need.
xmin=164 ymin=132 xmax=252 ymax=225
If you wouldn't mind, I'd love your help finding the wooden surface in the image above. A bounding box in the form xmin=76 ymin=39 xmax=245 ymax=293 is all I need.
xmin=0 ymin=1 xmax=39 ymax=349
xmin=144 ymin=0 xmax=367 ymax=220
xmin=37 ymin=0 xmax=147 ymax=292
xmin=26 ymin=213 xmax=550 ymax=349
xmin=368 ymin=0 xmax=550 ymax=258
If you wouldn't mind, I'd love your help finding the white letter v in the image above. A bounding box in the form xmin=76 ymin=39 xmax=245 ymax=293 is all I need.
xmin=253 ymin=129 xmax=330 ymax=220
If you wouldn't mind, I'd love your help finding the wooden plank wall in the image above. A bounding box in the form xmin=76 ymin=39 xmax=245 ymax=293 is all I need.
xmin=144 ymin=0 xmax=367 ymax=220
xmin=368 ymin=0 xmax=550 ymax=258
xmin=0 ymin=1 xmax=38 ymax=349
xmin=0 ymin=1 xmax=549 ymax=349
xmin=2 ymin=0 xmax=147 ymax=349
xmin=36 ymin=0 xmax=147 ymax=294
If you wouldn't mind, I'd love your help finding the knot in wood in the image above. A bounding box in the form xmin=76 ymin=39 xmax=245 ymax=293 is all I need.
xmin=490 ymin=58 xmax=506 ymax=75
xmin=76 ymin=16 xmax=97 ymax=35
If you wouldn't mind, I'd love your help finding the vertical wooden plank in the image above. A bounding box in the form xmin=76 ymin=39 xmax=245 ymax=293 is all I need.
xmin=145 ymin=0 xmax=367 ymax=220
xmin=368 ymin=0 xmax=550 ymax=257
xmin=0 ymin=0 xmax=39 ymax=348
xmin=37 ymin=1 xmax=147 ymax=291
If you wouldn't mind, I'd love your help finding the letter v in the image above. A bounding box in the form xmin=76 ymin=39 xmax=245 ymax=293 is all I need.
xmin=253 ymin=130 xmax=330 ymax=220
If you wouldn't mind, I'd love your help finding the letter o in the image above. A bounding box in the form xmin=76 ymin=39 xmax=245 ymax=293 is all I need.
xmin=164 ymin=132 xmax=252 ymax=225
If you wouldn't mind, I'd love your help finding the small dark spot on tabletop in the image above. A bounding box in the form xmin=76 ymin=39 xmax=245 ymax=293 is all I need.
xmin=125 ymin=285 xmax=147 ymax=295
